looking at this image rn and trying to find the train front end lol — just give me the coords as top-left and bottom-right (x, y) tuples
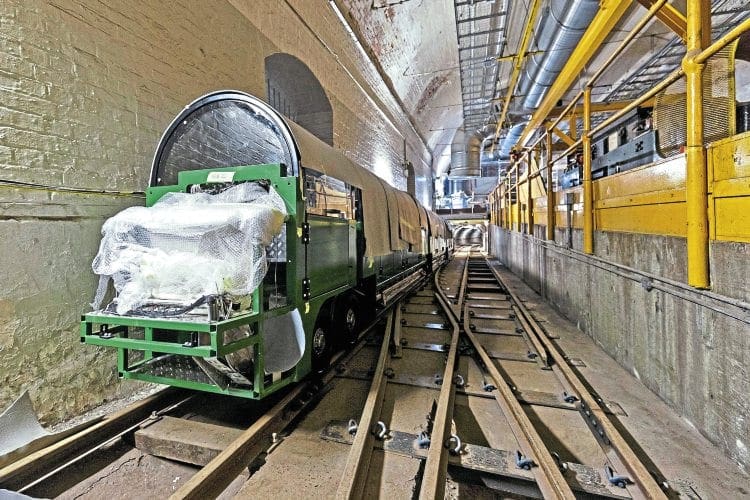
(81, 92), (309, 399)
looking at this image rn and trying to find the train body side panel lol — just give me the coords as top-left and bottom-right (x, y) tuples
(306, 216), (357, 297)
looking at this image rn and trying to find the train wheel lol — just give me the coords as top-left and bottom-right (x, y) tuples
(311, 320), (331, 371)
(336, 295), (361, 345)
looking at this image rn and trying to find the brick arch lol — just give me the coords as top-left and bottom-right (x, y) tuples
(265, 53), (333, 146)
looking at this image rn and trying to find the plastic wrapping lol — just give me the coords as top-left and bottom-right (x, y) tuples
(92, 182), (287, 315)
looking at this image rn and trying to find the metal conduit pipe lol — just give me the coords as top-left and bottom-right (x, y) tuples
(518, 0), (600, 110)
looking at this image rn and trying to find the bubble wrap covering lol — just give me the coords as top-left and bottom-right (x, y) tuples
(92, 182), (287, 315)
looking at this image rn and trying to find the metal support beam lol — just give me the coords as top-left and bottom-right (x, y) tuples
(635, 0), (687, 41)
(505, 177), (513, 231)
(458, 27), (504, 38)
(491, 0), (543, 151)
(527, 150), (535, 236)
(517, 0), (632, 148)
(551, 126), (575, 147)
(582, 87), (594, 255)
(515, 176), (521, 232)
(683, 0), (711, 288)
(457, 11), (507, 24)
(459, 42), (503, 52)
(568, 114), (577, 141)
(545, 131), (555, 241)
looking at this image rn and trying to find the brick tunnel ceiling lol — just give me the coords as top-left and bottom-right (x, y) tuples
(338, 0), (750, 178)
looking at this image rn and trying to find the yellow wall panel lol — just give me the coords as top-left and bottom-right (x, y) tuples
(714, 197), (750, 242)
(555, 206), (583, 229)
(597, 203), (686, 236)
(709, 130), (750, 183)
(594, 155), (686, 199)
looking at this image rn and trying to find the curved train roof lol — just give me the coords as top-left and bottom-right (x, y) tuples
(149, 90), (447, 257)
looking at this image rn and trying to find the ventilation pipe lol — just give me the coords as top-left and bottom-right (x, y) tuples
(518, 0), (599, 110)
(493, 0), (598, 175)
(497, 123), (527, 160)
(450, 125), (483, 177)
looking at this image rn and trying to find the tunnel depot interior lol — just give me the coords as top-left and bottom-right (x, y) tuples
(0, 1), (748, 498)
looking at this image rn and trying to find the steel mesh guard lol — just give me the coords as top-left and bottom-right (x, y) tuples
(653, 43), (737, 157)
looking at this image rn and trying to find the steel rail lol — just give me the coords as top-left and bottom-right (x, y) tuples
(418, 259), (465, 500)
(486, 260), (669, 499)
(334, 308), (396, 499)
(0, 387), (188, 492)
(511, 303), (549, 368)
(451, 252), (469, 317)
(171, 301), (405, 500)
(461, 261), (575, 500)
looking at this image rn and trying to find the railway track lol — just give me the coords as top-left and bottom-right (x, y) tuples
(0, 284), (414, 499)
(0, 252), (676, 499)
(324, 251), (671, 499)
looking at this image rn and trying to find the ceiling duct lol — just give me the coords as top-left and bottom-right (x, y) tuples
(450, 124), (486, 177)
(517, 0), (599, 110)
(496, 122), (526, 160)
(491, 0), (597, 176)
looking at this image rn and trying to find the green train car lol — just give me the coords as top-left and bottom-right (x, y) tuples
(81, 90), (452, 399)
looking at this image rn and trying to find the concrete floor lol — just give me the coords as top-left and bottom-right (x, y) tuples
(490, 260), (750, 499)
(232, 260), (750, 499)
(37, 259), (750, 499)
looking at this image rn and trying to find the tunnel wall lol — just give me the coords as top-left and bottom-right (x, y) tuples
(490, 225), (750, 470)
(0, 0), (434, 424)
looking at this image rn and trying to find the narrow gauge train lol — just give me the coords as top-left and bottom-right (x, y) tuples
(81, 90), (452, 399)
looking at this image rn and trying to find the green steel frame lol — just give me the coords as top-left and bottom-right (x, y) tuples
(81, 164), (308, 399)
(81, 161), (440, 399)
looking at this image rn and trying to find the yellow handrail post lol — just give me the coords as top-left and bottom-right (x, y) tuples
(582, 87), (594, 254)
(545, 130), (555, 241)
(515, 170), (522, 232)
(568, 114), (577, 141)
(528, 149), (535, 236)
(683, 0), (711, 288)
(507, 178), (511, 230)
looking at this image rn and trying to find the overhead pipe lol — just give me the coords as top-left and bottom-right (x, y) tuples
(492, 0), (597, 172)
(496, 123), (526, 160)
(519, 0), (600, 110)
(450, 123), (499, 178)
(450, 125), (482, 177)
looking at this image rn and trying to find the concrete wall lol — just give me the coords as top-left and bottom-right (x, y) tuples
(0, 0), (434, 424)
(490, 225), (750, 471)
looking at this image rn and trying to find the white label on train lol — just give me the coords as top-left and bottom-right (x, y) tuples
(207, 171), (235, 183)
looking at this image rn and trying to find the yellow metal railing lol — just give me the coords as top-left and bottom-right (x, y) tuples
(489, 0), (750, 289)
